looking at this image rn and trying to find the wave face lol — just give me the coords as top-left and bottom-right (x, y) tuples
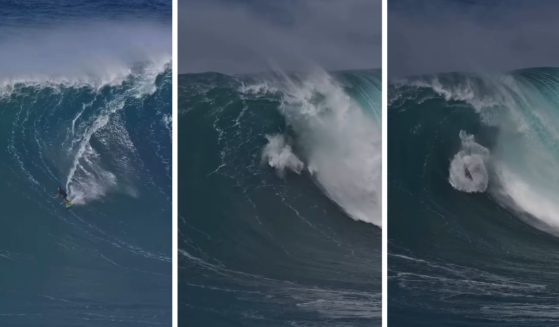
(389, 67), (559, 326)
(179, 69), (381, 326)
(0, 2), (171, 326)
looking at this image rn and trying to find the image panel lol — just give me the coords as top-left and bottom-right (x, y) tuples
(178, 0), (382, 325)
(0, 1), (172, 326)
(389, 0), (559, 326)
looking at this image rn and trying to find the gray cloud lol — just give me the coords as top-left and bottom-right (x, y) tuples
(389, 0), (559, 77)
(179, 0), (381, 74)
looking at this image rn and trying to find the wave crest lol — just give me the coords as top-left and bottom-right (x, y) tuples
(0, 20), (171, 90)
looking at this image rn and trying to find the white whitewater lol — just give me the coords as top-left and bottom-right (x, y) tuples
(256, 69), (382, 226)
(262, 134), (304, 177)
(449, 131), (490, 193)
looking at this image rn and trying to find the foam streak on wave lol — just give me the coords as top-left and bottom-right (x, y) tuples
(65, 61), (169, 204)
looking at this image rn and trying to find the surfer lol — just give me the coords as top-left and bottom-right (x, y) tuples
(56, 186), (73, 207)
(57, 186), (68, 201)
(464, 167), (473, 180)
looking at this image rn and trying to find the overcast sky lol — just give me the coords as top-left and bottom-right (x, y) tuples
(389, 0), (559, 77)
(179, 0), (381, 74)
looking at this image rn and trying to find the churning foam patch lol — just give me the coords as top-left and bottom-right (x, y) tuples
(449, 131), (490, 193)
(262, 134), (304, 177)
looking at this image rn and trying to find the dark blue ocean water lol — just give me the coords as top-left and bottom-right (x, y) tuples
(0, 0), (170, 27)
(389, 68), (559, 326)
(0, 1), (172, 326)
(179, 70), (382, 326)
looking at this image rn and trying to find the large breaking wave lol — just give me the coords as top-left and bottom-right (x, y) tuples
(179, 69), (381, 326)
(0, 19), (172, 326)
(389, 67), (559, 326)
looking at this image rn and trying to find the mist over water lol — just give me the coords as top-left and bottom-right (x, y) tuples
(179, 0), (381, 74)
(0, 21), (171, 87)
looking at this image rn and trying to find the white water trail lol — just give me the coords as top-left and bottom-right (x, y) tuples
(65, 61), (169, 205)
(65, 100), (124, 205)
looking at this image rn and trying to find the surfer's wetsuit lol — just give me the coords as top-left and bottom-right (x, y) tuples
(57, 186), (68, 201)
(465, 167), (473, 180)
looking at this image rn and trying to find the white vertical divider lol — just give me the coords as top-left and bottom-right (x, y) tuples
(381, 0), (388, 326)
(172, 0), (179, 325)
